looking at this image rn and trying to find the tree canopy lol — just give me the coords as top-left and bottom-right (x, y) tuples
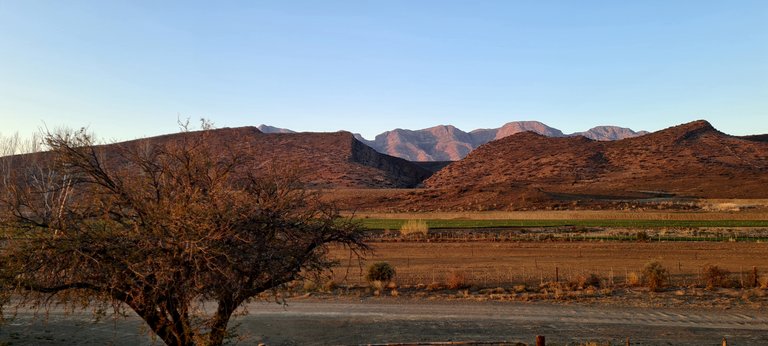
(0, 124), (367, 345)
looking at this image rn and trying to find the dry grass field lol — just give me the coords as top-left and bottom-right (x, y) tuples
(327, 241), (768, 291)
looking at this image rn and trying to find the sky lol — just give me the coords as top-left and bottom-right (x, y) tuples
(1, 0), (766, 141)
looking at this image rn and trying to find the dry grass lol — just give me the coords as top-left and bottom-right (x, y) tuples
(330, 242), (768, 290)
(399, 219), (428, 238)
(626, 272), (641, 287)
(446, 271), (470, 289)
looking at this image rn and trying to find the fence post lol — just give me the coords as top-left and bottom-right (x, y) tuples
(536, 335), (545, 346)
(753, 266), (759, 288)
(626, 336), (630, 346)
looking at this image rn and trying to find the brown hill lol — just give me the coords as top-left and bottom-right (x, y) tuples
(4, 127), (433, 189)
(424, 120), (768, 201)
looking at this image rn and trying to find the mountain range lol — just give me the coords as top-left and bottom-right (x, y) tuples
(6, 120), (767, 211)
(415, 120), (768, 210)
(258, 122), (648, 161)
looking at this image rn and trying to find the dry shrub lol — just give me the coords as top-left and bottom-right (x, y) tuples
(513, 284), (527, 293)
(399, 219), (429, 239)
(626, 272), (641, 286)
(322, 279), (337, 292)
(702, 265), (734, 289)
(760, 275), (768, 289)
(446, 271), (470, 289)
(302, 280), (317, 292)
(370, 280), (384, 296)
(642, 261), (669, 291)
(366, 262), (396, 283)
(575, 274), (602, 289)
(426, 281), (442, 291)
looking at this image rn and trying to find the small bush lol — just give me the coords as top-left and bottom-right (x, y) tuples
(426, 281), (442, 291)
(626, 272), (641, 286)
(302, 280), (317, 292)
(446, 271), (469, 289)
(702, 265), (733, 289)
(642, 261), (669, 291)
(400, 220), (428, 238)
(370, 280), (384, 295)
(576, 273), (602, 289)
(636, 231), (649, 242)
(760, 275), (768, 289)
(322, 279), (337, 292)
(366, 262), (396, 283)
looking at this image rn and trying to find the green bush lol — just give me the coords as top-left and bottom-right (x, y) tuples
(366, 262), (396, 283)
(642, 261), (669, 292)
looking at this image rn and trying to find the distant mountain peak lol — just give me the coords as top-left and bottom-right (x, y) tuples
(258, 121), (649, 161)
(257, 124), (295, 134)
(572, 125), (647, 141)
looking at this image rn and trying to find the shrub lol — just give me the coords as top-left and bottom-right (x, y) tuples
(399, 220), (428, 238)
(446, 271), (469, 289)
(636, 231), (649, 242)
(366, 262), (396, 283)
(642, 261), (669, 291)
(302, 280), (317, 292)
(626, 272), (641, 286)
(576, 273), (602, 289)
(370, 280), (385, 296)
(760, 275), (768, 289)
(702, 265), (733, 289)
(322, 279), (337, 292)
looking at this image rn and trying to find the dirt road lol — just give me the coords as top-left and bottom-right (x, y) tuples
(2, 299), (767, 345)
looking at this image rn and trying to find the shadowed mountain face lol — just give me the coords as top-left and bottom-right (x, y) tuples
(5, 127), (433, 189)
(424, 120), (768, 199)
(260, 121), (647, 161)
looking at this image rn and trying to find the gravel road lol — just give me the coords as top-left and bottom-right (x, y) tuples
(2, 299), (767, 345)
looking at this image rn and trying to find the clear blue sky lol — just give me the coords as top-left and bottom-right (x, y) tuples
(1, 1), (766, 141)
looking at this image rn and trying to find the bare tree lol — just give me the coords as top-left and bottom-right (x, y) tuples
(0, 123), (367, 345)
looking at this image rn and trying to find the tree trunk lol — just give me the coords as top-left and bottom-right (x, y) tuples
(124, 297), (195, 346)
(207, 299), (237, 346)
